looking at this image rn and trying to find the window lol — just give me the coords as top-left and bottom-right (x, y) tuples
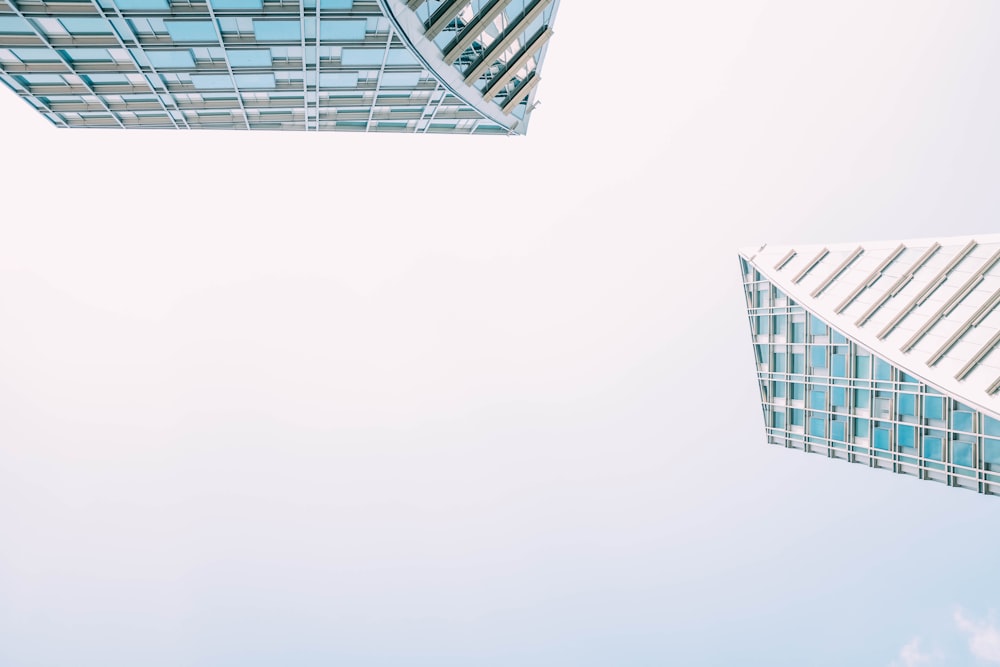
(854, 418), (870, 437)
(790, 409), (804, 426)
(924, 436), (943, 461)
(874, 427), (891, 450)
(773, 382), (786, 399)
(190, 74), (233, 89)
(321, 0), (353, 8)
(985, 438), (1000, 465)
(166, 20), (218, 42)
(61, 48), (113, 62)
(0, 16), (34, 34)
(953, 440), (974, 468)
(381, 72), (421, 87)
(228, 49), (271, 67)
(831, 330), (847, 344)
(116, 0), (170, 9)
(773, 411), (786, 429)
(210, 0), (263, 8)
(790, 353), (804, 374)
(897, 393), (916, 417)
(755, 315), (769, 335)
(809, 314), (827, 336)
(855, 355), (870, 378)
(321, 19), (366, 40)
(772, 352), (786, 373)
(234, 73), (275, 88)
(831, 386), (846, 407)
(146, 50), (195, 68)
(897, 424), (915, 449)
(924, 395), (944, 420)
(790, 321), (805, 343)
(772, 315), (786, 335)
(809, 418), (826, 437)
(831, 420), (847, 442)
(320, 72), (359, 88)
(810, 346), (826, 369)
(952, 409), (974, 433)
(60, 18), (113, 34)
(875, 358), (892, 381)
(790, 383), (804, 400)
(12, 48), (61, 62)
(341, 48), (384, 66)
(809, 390), (826, 411)
(253, 20), (301, 41)
(831, 354), (847, 377)
(854, 389), (870, 409)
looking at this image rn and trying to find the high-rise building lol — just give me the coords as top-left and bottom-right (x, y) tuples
(0, 0), (559, 133)
(740, 235), (1000, 497)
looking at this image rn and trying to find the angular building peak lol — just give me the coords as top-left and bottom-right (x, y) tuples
(0, 0), (560, 133)
(741, 234), (1000, 497)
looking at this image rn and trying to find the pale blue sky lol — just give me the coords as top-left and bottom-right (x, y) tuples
(1, 2), (1000, 665)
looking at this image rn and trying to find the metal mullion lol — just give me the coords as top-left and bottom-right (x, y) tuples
(2, 0), (126, 127)
(299, 0), (308, 130)
(313, 0), (320, 130)
(201, 0), (251, 129)
(419, 84), (446, 132)
(364, 26), (393, 131)
(90, 0), (187, 128)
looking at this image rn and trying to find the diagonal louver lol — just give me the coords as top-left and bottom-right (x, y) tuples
(0, 0), (559, 133)
(740, 235), (1000, 497)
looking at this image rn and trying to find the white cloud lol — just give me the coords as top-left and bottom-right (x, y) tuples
(891, 638), (934, 667)
(955, 610), (1000, 663)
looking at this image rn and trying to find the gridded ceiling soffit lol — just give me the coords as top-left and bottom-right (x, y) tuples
(378, 0), (559, 134)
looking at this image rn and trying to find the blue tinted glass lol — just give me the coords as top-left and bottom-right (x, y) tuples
(809, 390), (826, 411)
(855, 355), (870, 377)
(61, 48), (112, 62)
(320, 72), (359, 88)
(773, 382), (786, 398)
(773, 316), (786, 335)
(831, 354), (847, 377)
(341, 48), (385, 66)
(952, 411), (974, 432)
(773, 411), (785, 429)
(772, 352), (786, 373)
(985, 416), (1000, 437)
(790, 409), (804, 426)
(228, 49), (271, 67)
(166, 20), (218, 42)
(897, 424), (915, 448)
(831, 330), (847, 344)
(874, 427), (891, 450)
(809, 418), (826, 437)
(854, 418), (870, 436)
(790, 383), (804, 400)
(116, 0), (169, 8)
(234, 73), (275, 88)
(897, 393), (916, 416)
(953, 441), (974, 467)
(84, 73), (129, 84)
(253, 20), (300, 40)
(985, 438), (1000, 464)
(854, 389), (870, 409)
(810, 346), (826, 369)
(19, 74), (65, 85)
(321, 19), (366, 40)
(754, 344), (765, 364)
(924, 395), (944, 420)
(386, 49), (418, 65)
(146, 49), (195, 68)
(381, 72), (421, 87)
(791, 354), (804, 374)
(320, 0), (352, 7)
(874, 358), (892, 381)
(790, 322), (805, 343)
(831, 386), (846, 407)
(924, 437), (943, 461)
(831, 420), (846, 442)
(210, 0), (262, 8)
(12, 48), (61, 62)
(190, 74), (233, 89)
(809, 315), (827, 336)
(60, 18), (113, 34)
(0, 16), (34, 33)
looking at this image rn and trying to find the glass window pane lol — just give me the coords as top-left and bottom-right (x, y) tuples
(234, 73), (275, 88)
(116, 0), (170, 8)
(772, 352), (786, 373)
(320, 19), (366, 40)
(924, 395), (944, 420)
(831, 354), (847, 377)
(897, 393), (916, 417)
(381, 72), (421, 87)
(952, 410), (974, 433)
(773, 382), (786, 399)
(790, 383), (804, 400)
(809, 390), (826, 411)
(791, 353), (804, 374)
(831, 386), (846, 407)
(810, 346), (826, 369)
(772, 315), (786, 335)
(953, 441), (974, 468)
(790, 409), (804, 426)
(60, 18), (113, 34)
(320, 0), (353, 7)
(854, 389), (870, 409)
(320, 72), (359, 88)
(874, 427), (891, 450)
(166, 20), (219, 42)
(831, 330), (847, 344)
(855, 355), (870, 378)
(875, 358), (892, 381)
(854, 418), (870, 437)
(924, 436), (943, 461)
(985, 438), (1000, 465)
(0, 16), (35, 34)
(809, 314), (827, 336)
(809, 417), (826, 437)
(254, 20), (301, 41)
(831, 420), (847, 442)
(790, 322), (805, 343)
(210, 0), (263, 8)
(773, 411), (785, 429)
(190, 73), (233, 89)
(146, 49), (196, 68)
(228, 49), (271, 67)
(12, 48), (61, 62)
(985, 416), (1000, 437)
(897, 424), (915, 449)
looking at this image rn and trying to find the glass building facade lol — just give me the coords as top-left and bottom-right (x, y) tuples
(0, 0), (559, 133)
(741, 236), (1000, 497)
